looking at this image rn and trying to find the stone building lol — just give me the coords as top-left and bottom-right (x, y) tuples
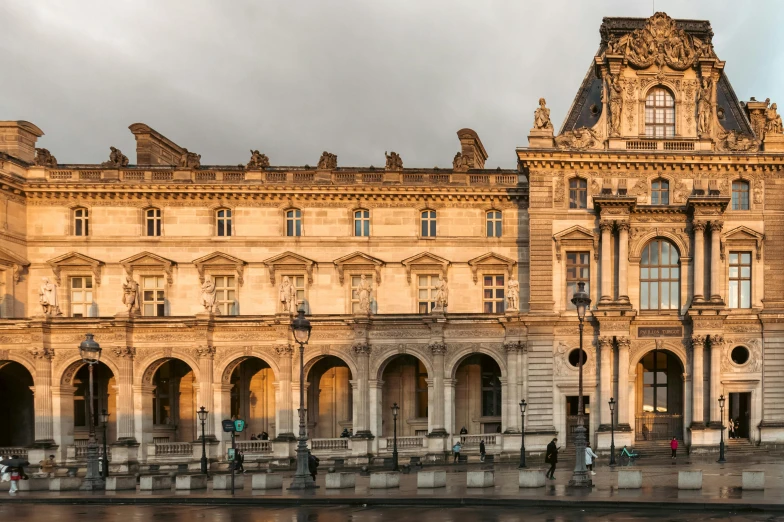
(0, 12), (782, 471)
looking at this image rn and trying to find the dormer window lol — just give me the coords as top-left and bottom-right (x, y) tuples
(645, 87), (675, 138)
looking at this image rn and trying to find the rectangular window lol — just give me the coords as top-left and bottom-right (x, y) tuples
(214, 275), (237, 315)
(146, 208), (162, 237)
(486, 211), (502, 238)
(286, 210), (302, 237)
(421, 210), (436, 237)
(732, 182), (750, 210)
(286, 275), (306, 308)
(417, 275), (438, 313)
(354, 210), (370, 237)
(566, 252), (590, 310)
(482, 274), (505, 313)
(74, 208), (89, 236)
(728, 252), (752, 309)
(70, 276), (93, 318)
(350, 275), (373, 313)
(216, 209), (232, 237)
(142, 275), (166, 317)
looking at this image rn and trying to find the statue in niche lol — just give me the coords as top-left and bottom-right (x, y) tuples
(606, 73), (623, 137)
(507, 277), (520, 311)
(384, 151), (403, 170)
(179, 148), (202, 168)
(247, 150), (270, 169)
(317, 151), (337, 170)
(34, 148), (57, 168)
(433, 275), (448, 312)
(102, 146), (129, 168)
(356, 274), (373, 314)
(122, 276), (140, 314)
(279, 276), (298, 313)
(697, 78), (713, 137)
(765, 103), (783, 135)
(200, 277), (219, 314)
(533, 98), (553, 130)
(39, 277), (62, 316)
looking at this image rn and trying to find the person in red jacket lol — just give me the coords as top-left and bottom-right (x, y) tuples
(670, 437), (678, 460)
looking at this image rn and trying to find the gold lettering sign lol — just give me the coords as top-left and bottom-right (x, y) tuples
(637, 326), (683, 338)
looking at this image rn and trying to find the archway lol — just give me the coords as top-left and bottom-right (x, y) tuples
(72, 362), (116, 443)
(380, 355), (428, 437)
(635, 349), (684, 441)
(307, 356), (353, 438)
(454, 354), (502, 434)
(150, 359), (197, 443)
(0, 362), (34, 447)
(229, 357), (276, 440)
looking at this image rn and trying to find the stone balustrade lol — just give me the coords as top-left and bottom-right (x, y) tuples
(311, 438), (349, 451)
(235, 441), (272, 454)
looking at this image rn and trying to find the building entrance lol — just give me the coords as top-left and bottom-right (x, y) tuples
(729, 392), (752, 440)
(635, 349), (684, 441)
(565, 396), (590, 445)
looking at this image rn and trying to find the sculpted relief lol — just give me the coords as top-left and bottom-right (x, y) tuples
(555, 127), (601, 151)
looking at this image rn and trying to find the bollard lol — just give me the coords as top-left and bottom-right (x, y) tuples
(467, 470), (494, 488)
(417, 470), (447, 488)
(18, 478), (49, 491)
(49, 477), (82, 491)
(325, 472), (356, 489)
(140, 475), (172, 491)
(252, 473), (283, 490)
(617, 470), (642, 489)
(677, 470), (702, 490)
(518, 469), (546, 488)
(213, 474), (244, 490)
(369, 471), (400, 489)
(175, 474), (208, 490)
(742, 471), (764, 491)
(105, 476), (137, 491)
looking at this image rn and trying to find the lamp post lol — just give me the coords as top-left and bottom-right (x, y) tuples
(78, 333), (105, 490)
(569, 281), (592, 488)
(289, 308), (316, 489)
(391, 402), (400, 471)
(718, 394), (726, 463)
(100, 410), (110, 479)
(518, 399), (527, 468)
(608, 398), (616, 467)
(198, 406), (209, 474)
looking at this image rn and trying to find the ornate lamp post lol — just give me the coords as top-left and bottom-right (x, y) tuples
(608, 398), (617, 466)
(519, 399), (527, 468)
(289, 308), (316, 489)
(78, 333), (105, 490)
(198, 406), (209, 474)
(569, 282), (592, 488)
(718, 394), (726, 463)
(391, 402), (400, 471)
(100, 410), (110, 479)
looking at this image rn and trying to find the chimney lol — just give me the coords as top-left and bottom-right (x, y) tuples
(129, 123), (187, 166)
(0, 121), (44, 163)
(456, 128), (488, 169)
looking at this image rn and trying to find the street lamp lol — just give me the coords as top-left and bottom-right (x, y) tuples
(391, 402), (400, 471)
(608, 398), (616, 466)
(519, 399), (527, 468)
(100, 410), (110, 479)
(569, 281), (592, 488)
(198, 406), (209, 474)
(78, 333), (104, 490)
(718, 394), (726, 463)
(289, 307), (316, 489)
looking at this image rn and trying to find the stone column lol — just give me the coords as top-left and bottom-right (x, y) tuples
(710, 335), (724, 425)
(598, 336), (614, 428)
(617, 222), (630, 303)
(274, 344), (295, 439)
(51, 385), (76, 462)
(133, 384), (155, 462)
(599, 220), (614, 303)
(30, 347), (55, 446)
(368, 379), (382, 450)
(113, 347), (136, 442)
(616, 337), (631, 429)
(503, 341), (523, 433)
(710, 221), (723, 302)
(444, 378), (456, 437)
(351, 343), (372, 439)
(195, 345), (216, 439)
(691, 335), (706, 427)
(692, 221), (707, 302)
(429, 342), (448, 436)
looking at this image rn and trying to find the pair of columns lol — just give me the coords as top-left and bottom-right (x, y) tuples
(693, 220), (723, 303)
(599, 220), (630, 304)
(690, 334), (724, 427)
(597, 336), (630, 429)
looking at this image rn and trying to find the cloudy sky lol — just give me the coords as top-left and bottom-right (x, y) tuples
(1, 0), (782, 168)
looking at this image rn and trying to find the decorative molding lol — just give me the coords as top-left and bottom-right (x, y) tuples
(119, 251), (176, 285)
(467, 252), (517, 284)
(552, 225), (597, 261)
(262, 251), (316, 286)
(429, 342), (447, 356)
(46, 251), (104, 286)
(192, 251), (246, 286)
(401, 252), (451, 284)
(333, 251), (385, 285)
(29, 347), (54, 360)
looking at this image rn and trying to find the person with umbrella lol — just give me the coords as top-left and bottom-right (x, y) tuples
(1, 456), (29, 495)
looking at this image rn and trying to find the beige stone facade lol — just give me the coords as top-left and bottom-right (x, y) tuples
(0, 12), (782, 471)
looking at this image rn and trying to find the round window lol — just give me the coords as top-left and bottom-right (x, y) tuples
(568, 349), (588, 368)
(731, 346), (750, 365)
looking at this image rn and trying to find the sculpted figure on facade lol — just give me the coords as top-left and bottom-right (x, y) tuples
(179, 148), (202, 168)
(200, 276), (219, 314)
(605, 73), (623, 137)
(533, 98), (553, 130)
(39, 277), (62, 316)
(433, 275), (448, 312)
(317, 151), (338, 170)
(122, 276), (140, 314)
(506, 276), (520, 311)
(765, 103), (783, 135)
(452, 151), (470, 172)
(279, 276), (298, 313)
(102, 146), (129, 168)
(554, 127), (600, 150)
(384, 151), (403, 170)
(34, 148), (57, 168)
(356, 274), (373, 314)
(717, 129), (760, 152)
(247, 150), (270, 169)
(697, 78), (713, 137)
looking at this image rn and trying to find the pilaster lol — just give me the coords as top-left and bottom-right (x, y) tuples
(30, 347), (55, 447)
(274, 343), (295, 440)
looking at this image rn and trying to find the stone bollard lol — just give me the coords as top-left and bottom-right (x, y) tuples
(325, 472), (356, 489)
(677, 470), (702, 490)
(467, 470), (494, 488)
(105, 476), (137, 491)
(369, 471), (400, 489)
(18, 478), (49, 491)
(213, 474), (244, 490)
(617, 470), (643, 489)
(742, 471), (765, 491)
(49, 477), (82, 491)
(518, 469), (546, 488)
(417, 470), (446, 488)
(176, 474), (208, 490)
(140, 475), (172, 491)
(252, 473), (283, 490)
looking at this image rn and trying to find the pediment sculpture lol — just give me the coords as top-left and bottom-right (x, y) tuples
(102, 146), (129, 168)
(554, 127), (601, 150)
(452, 151), (470, 171)
(716, 130), (760, 153)
(179, 148), (202, 168)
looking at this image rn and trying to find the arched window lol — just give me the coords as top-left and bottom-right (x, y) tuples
(354, 209), (369, 237)
(732, 181), (750, 210)
(216, 208), (232, 237)
(651, 179), (669, 205)
(145, 208), (162, 237)
(486, 210), (502, 237)
(74, 208), (89, 236)
(421, 210), (436, 237)
(645, 87), (675, 138)
(286, 209), (302, 237)
(569, 178), (587, 209)
(640, 239), (679, 311)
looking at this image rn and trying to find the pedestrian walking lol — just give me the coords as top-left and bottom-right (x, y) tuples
(452, 442), (463, 464)
(670, 437), (678, 460)
(585, 442), (598, 475)
(479, 440), (486, 462)
(728, 420), (735, 439)
(545, 437), (559, 480)
(308, 452), (320, 481)
(234, 450), (245, 473)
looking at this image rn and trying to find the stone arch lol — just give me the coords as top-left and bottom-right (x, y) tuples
(639, 82), (681, 104)
(137, 355), (200, 386)
(216, 350), (279, 385)
(372, 346), (434, 381)
(629, 340), (688, 377)
(58, 353), (120, 387)
(630, 231), (689, 260)
(0, 351), (35, 381)
(301, 349), (358, 383)
(445, 344), (508, 380)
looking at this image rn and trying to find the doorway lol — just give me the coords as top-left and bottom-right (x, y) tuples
(565, 396), (590, 445)
(728, 392), (751, 440)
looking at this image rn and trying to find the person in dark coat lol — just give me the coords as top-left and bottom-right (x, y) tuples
(545, 437), (559, 480)
(234, 450), (245, 473)
(308, 452), (320, 481)
(479, 440), (486, 462)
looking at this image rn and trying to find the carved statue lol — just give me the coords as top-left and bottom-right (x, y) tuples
(716, 130), (760, 152)
(433, 275), (448, 312)
(554, 127), (600, 150)
(38, 277), (62, 316)
(200, 277), (219, 314)
(279, 276), (298, 313)
(122, 276), (140, 314)
(765, 103), (783, 135)
(247, 150), (270, 169)
(317, 151), (337, 170)
(452, 151), (470, 172)
(697, 78), (713, 137)
(384, 151), (403, 170)
(102, 146), (129, 168)
(533, 98), (553, 130)
(34, 148), (57, 168)
(179, 148), (202, 168)
(507, 277), (520, 311)
(606, 73), (623, 137)
(356, 274), (372, 314)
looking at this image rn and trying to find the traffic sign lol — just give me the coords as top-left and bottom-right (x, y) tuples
(234, 419), (246, 433)
(222, 419), (235, 433)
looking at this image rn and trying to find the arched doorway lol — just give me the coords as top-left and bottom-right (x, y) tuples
(307, 356), (352, 438)
(0, 362), (34, 447)
(229, 358), (275, 439)
(73, 362), (116, 443)
(381, 355), (428, 437)
(151, 360), (196, 443)
(454, 354), (502, 434)
(635, 349), (684, 441)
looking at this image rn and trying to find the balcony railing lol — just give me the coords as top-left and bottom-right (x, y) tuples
(626, 140), (695, 151)
(311, 438), (349, 451)
(458, 434), (497, 446)
(235, 441), (272, 454)
(151, 442), (193, 456)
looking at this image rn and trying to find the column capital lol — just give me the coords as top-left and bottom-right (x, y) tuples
(429, 342), (447, 355)
(616, 221), (630, 232)
(709, 220), (724, 232)
(692, 220), (708, 232)
(503, 341), (527, 353)
(616, 336), (631, 350)
(352, 342), (372, 356)
(710, 335), (725, 348)
(29, 347), (54, 360)
(596, 336), (614, 349)
(690, 334), (707, 348)
(599, 220), (614, 232)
